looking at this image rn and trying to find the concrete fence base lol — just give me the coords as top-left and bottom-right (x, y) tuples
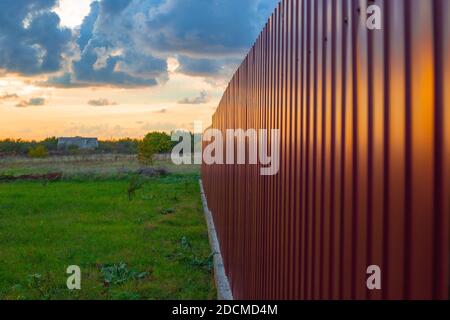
(199, 180), (233, 300)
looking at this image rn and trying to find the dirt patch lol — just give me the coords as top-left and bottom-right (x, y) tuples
(136, 167), (169, 177)
(0, 173), (63, 182)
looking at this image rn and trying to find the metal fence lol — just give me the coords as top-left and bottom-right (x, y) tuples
(201, 0), (449, 299)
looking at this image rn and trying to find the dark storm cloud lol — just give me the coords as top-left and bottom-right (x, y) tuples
(77, 1), (100, 52)
(0, 0), (278, 87)
(0, 0), (71, 75)
(67, 0), (277, 86)
(73, 42), (161, 87)
(69, 1), (167, 87)
(177, 56), (223, 77)
(143, 0), (276, 58)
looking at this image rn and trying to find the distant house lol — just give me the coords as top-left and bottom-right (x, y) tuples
(57, 137), (99, 151)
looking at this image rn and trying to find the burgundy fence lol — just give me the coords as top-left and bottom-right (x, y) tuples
(201, 0), (449, 299)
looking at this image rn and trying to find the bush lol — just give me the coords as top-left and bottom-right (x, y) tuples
(28, 145), (49, 158)
(138, 132), (172, 164)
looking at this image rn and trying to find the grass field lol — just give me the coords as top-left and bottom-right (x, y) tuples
(0, 154), (199, 176)
(0, 157), (215, 300)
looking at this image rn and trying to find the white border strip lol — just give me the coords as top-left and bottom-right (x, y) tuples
(199, 180), (233, 300)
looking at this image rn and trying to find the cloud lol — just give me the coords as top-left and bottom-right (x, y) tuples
(72, 45), (164, 87)
(141, 0), (276, 58)
(87, 99), (118, 106)
(176, 56), (223, 77)
(46, 0), (277, 87)
(16, 98), (46, 108)
(0, 0), (72, 75)
(69, 1), (167, 87)
(133, 0), (277, 78)
(178, 91), (210, 105)
(77, 1), (100, 53)
(101, 0), (133, 15)
(0, 93), (19, 101)
(0, 0), (278, 87)
(42, 72), (91, 88)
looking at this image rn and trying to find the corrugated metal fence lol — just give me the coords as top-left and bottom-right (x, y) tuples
(201, 0), (449, 299)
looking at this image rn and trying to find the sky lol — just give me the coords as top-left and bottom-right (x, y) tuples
(0, 0), (278, 140)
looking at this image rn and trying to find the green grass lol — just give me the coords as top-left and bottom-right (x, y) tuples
(0, 173), (215, 300)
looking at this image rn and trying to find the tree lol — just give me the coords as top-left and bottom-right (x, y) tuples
(0, 138), (34, 156)
(28, 145), (49, 158)
(138, 132), (172, 164)
(41, 137), (58, 152)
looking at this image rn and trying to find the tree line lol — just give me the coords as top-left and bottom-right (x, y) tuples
(0, 137), (140, 157)
(0, 132), (195, 163)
